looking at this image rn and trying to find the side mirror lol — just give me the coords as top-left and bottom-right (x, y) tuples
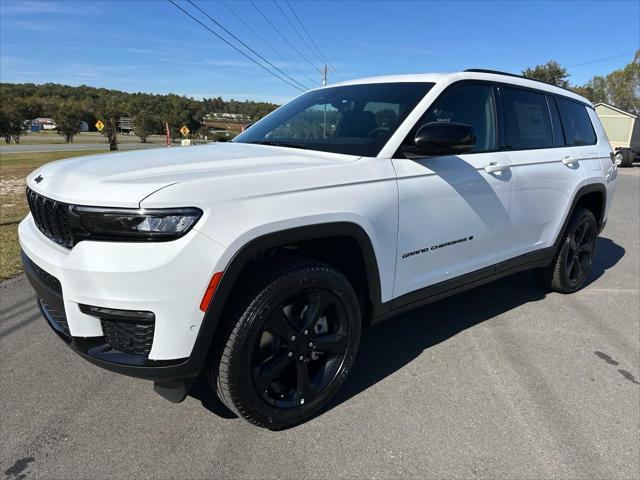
(412, 122), (476, 156)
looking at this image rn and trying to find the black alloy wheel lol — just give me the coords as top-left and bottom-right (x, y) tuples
(211, 260), (361, 429)
(542, 207), (598, 293)
(565, 218), (596, 286)
(252, 289), (349, 408)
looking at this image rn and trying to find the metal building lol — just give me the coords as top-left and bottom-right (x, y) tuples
(595, 103), (638, 150)
(595, 103), (639, 167)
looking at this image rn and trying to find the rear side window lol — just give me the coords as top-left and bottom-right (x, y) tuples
(502, 87), (554, 150)
(556, 98), (597, 146)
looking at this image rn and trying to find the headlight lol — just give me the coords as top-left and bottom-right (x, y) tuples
(71, 206), (202, 241)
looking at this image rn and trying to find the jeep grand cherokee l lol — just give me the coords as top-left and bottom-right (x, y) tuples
(20, 70), (617, 429)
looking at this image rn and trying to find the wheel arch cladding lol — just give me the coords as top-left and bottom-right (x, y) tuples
(574, 189), (605, 228)
(555, 183), (607, 250)
(198, 222), (384, 343)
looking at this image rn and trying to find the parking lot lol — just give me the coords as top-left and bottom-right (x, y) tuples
(1, 168), (638, 479)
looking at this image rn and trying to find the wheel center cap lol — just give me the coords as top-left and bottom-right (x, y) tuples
(292, 336), (313, 358)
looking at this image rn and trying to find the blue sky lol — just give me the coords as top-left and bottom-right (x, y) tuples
(1, 0), (638, 103)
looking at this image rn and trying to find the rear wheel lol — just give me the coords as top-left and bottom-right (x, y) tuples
(211, 259), (361, 429)
(541, 207), (598, 293)
(616, 149), (634, 168)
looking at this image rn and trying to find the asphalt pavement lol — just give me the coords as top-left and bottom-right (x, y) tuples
(1, 168), (638, 479)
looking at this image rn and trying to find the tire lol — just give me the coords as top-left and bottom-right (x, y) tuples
(540, 207), (598, 293)
(619, 149), (634, 168)
(210, 258), (361, 429)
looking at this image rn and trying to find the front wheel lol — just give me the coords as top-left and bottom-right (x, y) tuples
(541, 207), (598, 293)
(211, 259), (361, 429)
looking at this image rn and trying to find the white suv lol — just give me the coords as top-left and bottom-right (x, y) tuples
(20, 70), (617, 429)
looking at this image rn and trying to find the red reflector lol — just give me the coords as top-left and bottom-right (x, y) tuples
(200, 272), (223, 312)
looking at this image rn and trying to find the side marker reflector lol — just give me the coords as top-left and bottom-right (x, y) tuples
(200, 272), (223, 312)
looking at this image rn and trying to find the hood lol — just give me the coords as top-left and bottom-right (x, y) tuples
(26, 143), (358, 207)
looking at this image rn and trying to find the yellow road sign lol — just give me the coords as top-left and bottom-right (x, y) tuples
(95, 120), (105, 132)
(180, 125), (190, 136)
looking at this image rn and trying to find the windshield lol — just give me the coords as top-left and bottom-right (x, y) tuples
(233, 82), (434, 156)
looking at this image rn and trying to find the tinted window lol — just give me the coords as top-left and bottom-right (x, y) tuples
(556, 97), (597, 146)
(414, 84), (497, 153)
(234, 82), (434, 156)
(502, 88), (554, 149)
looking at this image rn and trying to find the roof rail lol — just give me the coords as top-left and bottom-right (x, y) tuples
(464, 68), (567, 90)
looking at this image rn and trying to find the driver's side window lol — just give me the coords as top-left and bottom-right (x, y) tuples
(412, 84), (497, 153)
(269, 103), (339, 140)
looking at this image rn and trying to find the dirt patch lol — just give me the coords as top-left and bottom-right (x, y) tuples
(1, 177), (26, 197)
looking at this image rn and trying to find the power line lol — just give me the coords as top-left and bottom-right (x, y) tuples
(167, 0), (306, 92)
(273, 1), (323, 67)
(219, 0), (316, 85)
(283, 0), (343, 81)
(566, 52), (636, 68)
(186, 0), (308, 90)
(250, 0), (320, 77)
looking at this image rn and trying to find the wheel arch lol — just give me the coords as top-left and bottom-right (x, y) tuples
(555, 183), (607, 250)
(197, 222), (385, 343)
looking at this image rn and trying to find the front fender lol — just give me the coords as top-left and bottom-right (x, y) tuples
(197, 220), (389, 342)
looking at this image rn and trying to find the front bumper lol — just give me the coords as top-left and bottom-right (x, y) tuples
(19, 214), (226, 381)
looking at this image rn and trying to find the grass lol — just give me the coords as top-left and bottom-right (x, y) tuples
(0, 150), (105, 281)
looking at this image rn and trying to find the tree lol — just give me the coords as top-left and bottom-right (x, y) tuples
(604, 51), (640, 114)
(133, 111), (159, 143)
(54, 102), (83, 143)
(94, 96), (129, 150)
(0, 104), (25, 144)
(571, 50), (639, 114)
(522, 60), (570, 88)
(572, 75), (607, 104)
(0, 82), (280, 146)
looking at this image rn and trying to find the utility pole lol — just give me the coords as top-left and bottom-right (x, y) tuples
(321, 65), (328, 138)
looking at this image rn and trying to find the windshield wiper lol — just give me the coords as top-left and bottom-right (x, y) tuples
(247, 140), (309, 150)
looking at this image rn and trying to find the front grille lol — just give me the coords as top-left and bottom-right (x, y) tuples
(26, 188), (74, 248)
(40, 299), (70, 337)
(101, 318), (155, 356)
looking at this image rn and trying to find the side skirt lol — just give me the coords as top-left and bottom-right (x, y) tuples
(370, 247), (555, 325)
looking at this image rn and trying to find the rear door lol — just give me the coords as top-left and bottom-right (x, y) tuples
(392, 83), (513, 299)
(497, 88), (588, 262)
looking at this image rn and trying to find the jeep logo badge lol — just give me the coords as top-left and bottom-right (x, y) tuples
(34, 175), (43, 184)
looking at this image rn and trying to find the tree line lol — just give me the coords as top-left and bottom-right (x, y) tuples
(0, 82), (279, 146)
(522, 50), (639, 114)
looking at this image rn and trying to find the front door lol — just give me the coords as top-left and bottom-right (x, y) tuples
(392, 83), (512, 300)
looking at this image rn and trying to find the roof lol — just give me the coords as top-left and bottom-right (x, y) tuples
(594, 103), (637, 118)
(326, 71), (592, 106)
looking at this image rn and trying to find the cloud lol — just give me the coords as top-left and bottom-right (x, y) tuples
(14, 20), (56, 33)
(124, 48), (161, 55)
(1, 0), (103, 16)
(204, 59), (254, 68)
(357, 41), (435, 56)
(1, 1), (65, 15)
(56, 63), (148, 84)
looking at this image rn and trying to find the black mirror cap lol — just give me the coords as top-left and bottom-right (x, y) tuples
(413, 122), (476, 156)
